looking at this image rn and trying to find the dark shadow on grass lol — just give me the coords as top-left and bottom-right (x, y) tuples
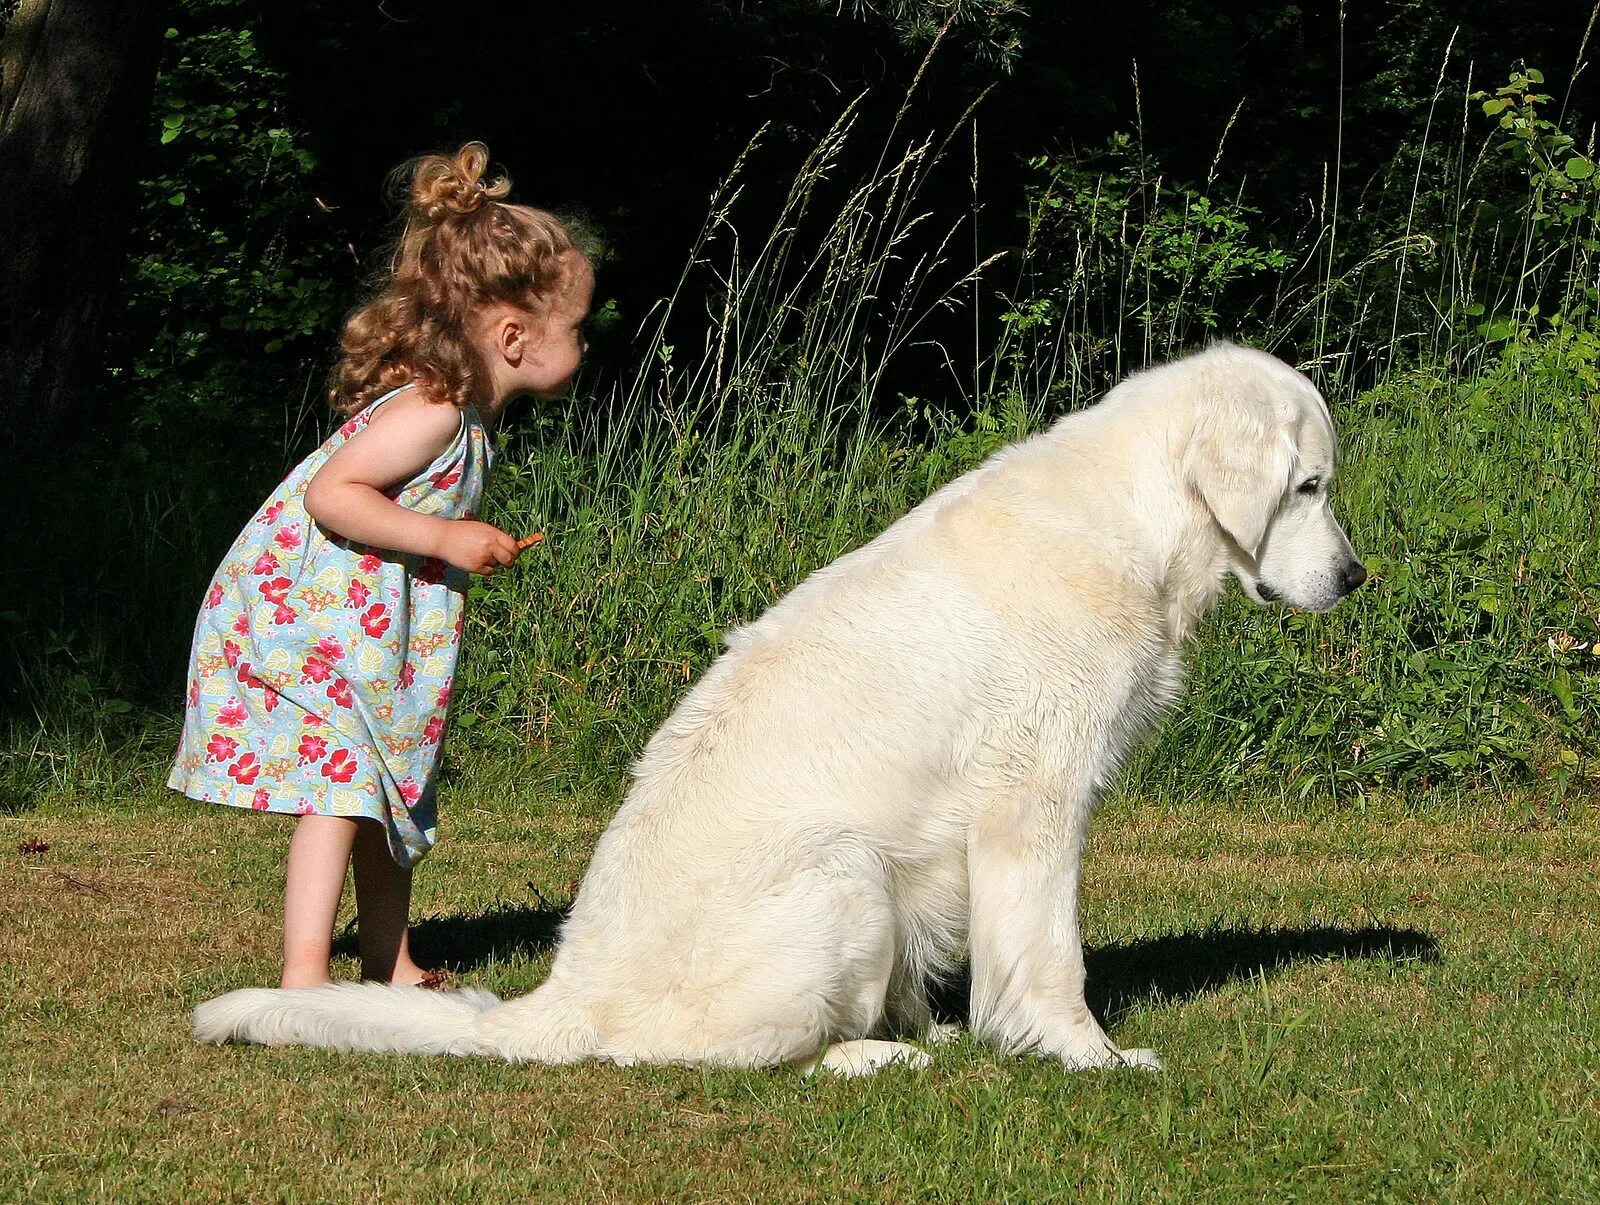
(929, 924), (1439, 1028)
(333, 898), (570, 973)
(336, 912), (1436, 1020)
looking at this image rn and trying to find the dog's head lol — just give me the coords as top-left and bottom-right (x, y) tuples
(1183, 348), (1365, 612)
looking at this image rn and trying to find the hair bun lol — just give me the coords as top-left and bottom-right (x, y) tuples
(403, 141), (512, 225)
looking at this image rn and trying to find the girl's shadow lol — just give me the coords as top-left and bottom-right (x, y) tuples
(334, 888), (570, 972)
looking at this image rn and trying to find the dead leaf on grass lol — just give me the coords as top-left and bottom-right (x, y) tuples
(154, 1096), (197, 1118)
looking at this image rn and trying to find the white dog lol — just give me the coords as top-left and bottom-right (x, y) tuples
(195, 343), (1365, 1075)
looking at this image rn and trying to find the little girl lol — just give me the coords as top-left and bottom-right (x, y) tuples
(169, 142), (592, 989)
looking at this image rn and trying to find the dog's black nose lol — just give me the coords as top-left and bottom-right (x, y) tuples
(1340, 560), (1368, 593)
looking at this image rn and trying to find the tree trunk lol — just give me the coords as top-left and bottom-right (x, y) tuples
(0, 0), (166, 472)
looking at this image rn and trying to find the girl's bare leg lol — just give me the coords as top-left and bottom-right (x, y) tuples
(281, 814), (359, 988)
(351, 820), (428, 985)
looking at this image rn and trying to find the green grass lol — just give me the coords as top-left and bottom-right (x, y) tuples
(4, 764), (1598, 1201)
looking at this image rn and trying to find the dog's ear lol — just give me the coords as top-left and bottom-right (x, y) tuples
(1184, 400), (1294, 555)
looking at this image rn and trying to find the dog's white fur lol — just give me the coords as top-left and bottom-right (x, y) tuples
(195, 344), (1364, 1072)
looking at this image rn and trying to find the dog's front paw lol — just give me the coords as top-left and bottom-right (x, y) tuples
(1055, 1040), (1161, 1072)
(1114, 1046), (1162, 1072)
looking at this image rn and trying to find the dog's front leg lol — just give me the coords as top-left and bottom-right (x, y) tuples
(965, 784), (1160, 1071)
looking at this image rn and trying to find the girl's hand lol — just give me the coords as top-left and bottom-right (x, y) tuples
(436, 520), (524, 575)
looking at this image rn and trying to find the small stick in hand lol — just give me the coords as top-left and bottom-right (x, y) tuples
(515, 532), (545, 553)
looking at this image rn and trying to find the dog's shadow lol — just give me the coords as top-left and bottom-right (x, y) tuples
(340, 907), (1436, 1028)
(930, 923), (1439, 1027)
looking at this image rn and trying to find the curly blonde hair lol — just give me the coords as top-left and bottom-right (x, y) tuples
(331, 142), (585, 414)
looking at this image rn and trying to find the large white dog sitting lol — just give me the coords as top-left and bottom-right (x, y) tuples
(196, 343), (1366, 1075)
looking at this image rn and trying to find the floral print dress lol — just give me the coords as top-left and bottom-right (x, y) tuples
(168, 384), (492, 866)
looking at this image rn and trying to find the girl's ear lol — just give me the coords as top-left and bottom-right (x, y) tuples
(495, 315), (529, 366)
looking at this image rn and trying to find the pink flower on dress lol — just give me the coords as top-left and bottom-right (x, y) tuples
(359, 554), (383, 574)
(346, 580), (372, 608)
(274, 525), (302, 551)
(250, 789), (272, 810)
(251, 551), (280, 576)
(231, 612), (250, 636)
(262, 687), (280, 714)
(259, 577), (292, 605)
(315, 636), (345, 662)
(327, 678), (353, 709)
(360, 604), (390, 638)
(435, 681), (452, 708)
(422, 715), (445, 745)
(398, 778), (422, 805)
(321, 749), (357, 784)
(272, 603), (297, 626)
(430, 466), (462, 490)
(216, 698), (248, 728)
(301, 713), (325, 728)
(297, 734), (328, 765)
(397, 663), (416, 689)
(258, 501), (285, 525)
(205, 583), (224, 609)
(340, 418), (360, 438)
(187, 680), (199, 708)
(300, 656), (333, 684)
(293, 799), (314, 815)
(228, 753), (261, 785)
(222, 640), (242, 668)
(205, 733), (239, 763)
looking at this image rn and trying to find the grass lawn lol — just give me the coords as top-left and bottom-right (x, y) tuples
(3, 768), (1597, 1202)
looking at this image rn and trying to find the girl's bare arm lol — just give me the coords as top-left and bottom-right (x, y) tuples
(304, 392), (520, 574)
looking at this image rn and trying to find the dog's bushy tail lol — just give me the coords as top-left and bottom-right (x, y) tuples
(194, 984), (508, 1057)
(194, 982), (603, 1062)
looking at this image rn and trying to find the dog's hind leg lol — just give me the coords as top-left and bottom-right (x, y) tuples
(882, 965), (934, 1037)
(881, 962), (961, 1047)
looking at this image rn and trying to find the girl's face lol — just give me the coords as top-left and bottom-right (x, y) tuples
(520, 253), (594, 401)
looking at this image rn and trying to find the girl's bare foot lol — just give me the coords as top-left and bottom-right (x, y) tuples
(383, 959), (438, 987)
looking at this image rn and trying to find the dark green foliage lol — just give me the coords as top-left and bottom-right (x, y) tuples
(114, 1), (347, 480)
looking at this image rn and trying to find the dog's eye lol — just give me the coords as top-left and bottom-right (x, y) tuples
(1296, 477), (1322, 496)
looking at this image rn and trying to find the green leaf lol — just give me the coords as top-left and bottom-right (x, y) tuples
(1564, 156), (1594, 180)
